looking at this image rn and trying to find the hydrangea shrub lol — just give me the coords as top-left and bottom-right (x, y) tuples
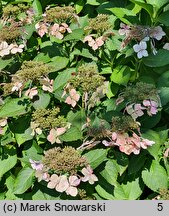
(0, 0), (169, 200)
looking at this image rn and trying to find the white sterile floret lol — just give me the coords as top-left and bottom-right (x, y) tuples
(133, 41), (148, 59)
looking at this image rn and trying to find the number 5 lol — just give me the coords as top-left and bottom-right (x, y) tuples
(157, 203), (163, 211)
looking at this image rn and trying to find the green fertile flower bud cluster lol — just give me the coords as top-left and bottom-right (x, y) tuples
(44, 6), (75, 23)
(121, 82), (158, 104)
(14, 61), (52, 82)
(2, 4), (29, 17)
(85, 14), (112, 34)
(0, 24), (21, 42)
(112, 116), (140, 132)
(3, 83), (14, 96)
(78, 189), (95, 200)
(70, 64), (105, 92)
(32, 108), (67, 129)
(42, 146), (88, 175)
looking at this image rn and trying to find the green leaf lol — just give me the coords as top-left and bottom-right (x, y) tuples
(143, 49), (169, 67)
(158, 10), (169, 26)
(110, 66), (131, 86)
(146, 0), (169, 10)
(129, 0), (153, 16)
(64, 29), (84, 41)
(0, 58), (12, 70)
(142, 160), (168, 192)
(53, 68), (73, 91)
(60, 127), (82, 142)
(95, 185), (115, 200)
(33, 92), (50, 109)
(0, 98), (29, 118)
(9, 116), (33, 146)
(14, 167), (34, 194)
(84, 149), (107, 169)
(128, 152), (147, 175)
(142, 130), (162, 160)
(48, 57), (69, 72)
(100, 160), (119, 186)
(70, 48), (98, 61)
(109, 7), (136, 17)
(87, 0), (100, 6)
(75, 0), (85, 13)
(0, 156), (17, 179)
(158, 70), (169, 87)
(67, 109), (86, 130)
(32, 0), (42, 15)
(159, 87), (169, 106)
(114, 177), (143, 200)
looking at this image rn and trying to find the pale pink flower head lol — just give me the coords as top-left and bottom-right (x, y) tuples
(0, 118), (7, 127)
(143, 99), (158, 115)
(65, 176), (81, 197)
(55, 175), (69, 193)
(140, 138), (155, 149)
(83, 35), (104, 50)
(126, 103), (145, 119)
(30, 122), (42, 136)
(42, 77), (53, 93)
(150, 26), (166, 41)
(47, 174), (61, 189)
(133, 41), (148, 59)
(10, 44), (24, 54)
(59, 23), (72, 33)
(35, 22), (48, 37)
(25, 87), (38, 99)
(47, 127), (66, 144)
(29, 159), (43, 170)
(81, 166), (98, 184)
(118, 23), (130, 36)
(11, 82), (23, 92)
(49, 23), (63, 39)
(65, 89), (80, 107)
(0, 41), (11, 57)
(35, 170), (50, 182)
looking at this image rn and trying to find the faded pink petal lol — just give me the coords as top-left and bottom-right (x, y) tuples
(47, 128), (57, 144)
(25, 87), (38, 99)
(66, 186), (78, 197)
(143, 100), (151, 107)
(29, 159), (43, 170)
(56, 175), (69, 193)
(164, 148), (169, 158)
(112, 132), (117, 141)
(47, 174), (60, 189)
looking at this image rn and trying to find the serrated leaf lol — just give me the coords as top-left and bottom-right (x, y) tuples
(60, 127), (82, 142)
(67, 109), (86, 130)
(48, 57), (69, 72)
(0, 98), (29, 118)
(32, 0), (42, 15)
(84, 149), (107, 169)
(0, 156), (17, 179)
(159, 87), (169, 106)
(64, 29), (84, 41)
(100, 160), (119, 186)
(95, 185), (115, 200)
(111, 66), (131, 86)
(143, 49), (169, 67)
(14, 167), (34, 194)
(33, 92), (50, 109)
(128, 152), (147, 175)
(142, 160), (168, 192)
(53, 68), (73, 91)
(114, 178), (143, 200)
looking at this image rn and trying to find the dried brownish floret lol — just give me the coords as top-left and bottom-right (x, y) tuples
(42, 146), (88, 175)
